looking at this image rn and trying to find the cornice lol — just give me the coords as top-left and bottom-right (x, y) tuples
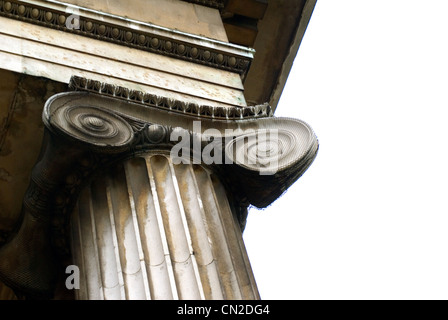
(0, 0), (254, 77)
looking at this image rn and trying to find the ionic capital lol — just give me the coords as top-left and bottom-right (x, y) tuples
(0, 76), (318, 298)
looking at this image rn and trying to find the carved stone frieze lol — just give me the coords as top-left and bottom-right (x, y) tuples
(0, 0), (252, 76)
(0, 78), (318, 299)
(68, 76), (273, 120)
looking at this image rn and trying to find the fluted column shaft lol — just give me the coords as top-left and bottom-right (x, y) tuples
(71, 154), (259, 300)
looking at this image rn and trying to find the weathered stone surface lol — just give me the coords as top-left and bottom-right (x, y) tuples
(71, 154), (260, 300)
(0, 14), (249, 107)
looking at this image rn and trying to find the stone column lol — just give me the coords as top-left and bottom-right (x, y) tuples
(71, 155), (258, 300)
(0, 77), (319, 299)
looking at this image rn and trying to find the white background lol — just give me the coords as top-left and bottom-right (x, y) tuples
(243, 0), (448, 300)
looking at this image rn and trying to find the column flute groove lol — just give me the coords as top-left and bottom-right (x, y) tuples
(173, 163), (225, 300)
(150, 155), (203, 300)
(193, 165), (243, 299)
(145, 158), (179, 300)
(168, 160), (207, 300)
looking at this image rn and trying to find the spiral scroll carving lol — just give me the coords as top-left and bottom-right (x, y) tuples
(50, 105), (134, 150)
(224, 120), (318, 175)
